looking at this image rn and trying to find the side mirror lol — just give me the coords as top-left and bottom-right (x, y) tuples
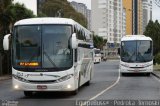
(3, 34), (11, 50)
(70, 33), (78, 49)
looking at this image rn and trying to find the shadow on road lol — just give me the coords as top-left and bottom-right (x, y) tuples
(121, 73), (150, 77)
(20, 84), (89, 99)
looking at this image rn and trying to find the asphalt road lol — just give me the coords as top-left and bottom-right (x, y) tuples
(0, 60), (160, 106)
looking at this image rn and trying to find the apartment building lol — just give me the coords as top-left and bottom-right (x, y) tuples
(91, 0), (123, 44)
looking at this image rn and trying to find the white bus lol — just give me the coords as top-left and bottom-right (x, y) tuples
(3, 18), (94, 96)
(94, 48), (101, 63)
(120, 35), (153, 76)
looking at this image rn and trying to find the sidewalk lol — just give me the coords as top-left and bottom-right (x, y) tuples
(0, 75), (11, 81)
(152, 68), (160, 79)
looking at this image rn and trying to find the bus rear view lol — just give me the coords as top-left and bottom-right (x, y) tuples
(120, 35), (153, 76)
(94, 48), (101, 63)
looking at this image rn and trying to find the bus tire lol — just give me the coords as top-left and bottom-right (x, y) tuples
(121, 73), (127, 76)
(71, 88), (78, 95)
(146, 73), (151, 76)
(24, 91), (33, 97)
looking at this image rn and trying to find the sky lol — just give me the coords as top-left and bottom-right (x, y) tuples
(13, 0), (160, 21)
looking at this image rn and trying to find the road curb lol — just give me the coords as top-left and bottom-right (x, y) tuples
(0, 75), (11, 81)
(152, 72), (160, 79)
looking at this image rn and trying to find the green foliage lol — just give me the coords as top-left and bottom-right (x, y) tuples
(0, 1), (35, 75)
(93, 35), (107, 50)
(155, 53), (160, 64)
(0, 2), (35, 36)
(144, 20), (160, 64)
(6, 3), (35, 25)
(0, 0), (12, 12)
(37, 11), (47, 17)
(40, 0), (87, 28)
(144, 20), (160, 55)
(0, 0), (13, 36)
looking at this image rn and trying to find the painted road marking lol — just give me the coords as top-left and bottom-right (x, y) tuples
(152, 74), (160, 82)
(81, 68), (121, 106)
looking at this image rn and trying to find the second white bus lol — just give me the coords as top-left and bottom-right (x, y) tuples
(120, 35), (153, 76)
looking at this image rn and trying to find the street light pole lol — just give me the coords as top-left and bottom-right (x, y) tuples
(56, 9), (62, 17)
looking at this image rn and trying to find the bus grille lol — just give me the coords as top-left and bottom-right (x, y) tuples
(28, 80), (57, 84)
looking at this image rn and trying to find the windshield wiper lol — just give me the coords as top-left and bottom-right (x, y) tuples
(23, 47), (40, 70)
(137, 52), (146, 62)
(43, 51), (58, 68)
(127, 52), (136, 62)
(42, 44), (58, 68)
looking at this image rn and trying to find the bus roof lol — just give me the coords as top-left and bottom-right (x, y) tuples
(14, 17), (92, 41)
(121, 35), (152, 41)
(14, 17), (91, 34)
(14, 17), (76, 26)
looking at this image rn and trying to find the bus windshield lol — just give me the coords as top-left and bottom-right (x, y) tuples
(13, 25), (73, 71)
(121, 40), (152, 63)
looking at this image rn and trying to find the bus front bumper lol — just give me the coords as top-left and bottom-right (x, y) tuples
(120, 68), (153, 73)
(12, 77), (76, 92)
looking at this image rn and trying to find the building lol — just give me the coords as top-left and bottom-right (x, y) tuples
(87, 10), (91, 30)
(37, 0), (46, 15)
(142, 0), (152, 32)
(91, 0), (124, 56)
(70, 1), (91, 30)
(123, 0), (144, 35)
(91, 0), (123, 44)
(70, 2), (87, 17)
(132, 0), (143, 35)
(123, 0), (133, 35)
(122, 8), (126, 36)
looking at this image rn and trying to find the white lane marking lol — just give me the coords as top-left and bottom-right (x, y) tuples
(152, 75), (160, 82)
(80, 68), (121, 106)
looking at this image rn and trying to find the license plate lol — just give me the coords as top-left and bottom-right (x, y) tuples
(134, 70), (139, 72)
(37, 85), (47, 89)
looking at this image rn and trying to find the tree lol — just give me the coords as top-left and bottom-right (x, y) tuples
(41, 0), (87, 28)
(144, 20), (160, 55)
(0, 1), (35, 75)
(0, 2), (35, 36)
(0, 0), (13, 36)
(93, 35), (107, 50)
(6, 3), (35, 28)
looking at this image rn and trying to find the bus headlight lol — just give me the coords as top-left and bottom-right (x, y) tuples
(67, 84), (71, 89)
(12, 74), (29, 83)
(56, 74), (73, 83)
(14, 85), (19, 89)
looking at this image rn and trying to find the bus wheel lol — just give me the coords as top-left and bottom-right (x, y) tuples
(24, 91), (33, 97)
(85, 80), (90, 86)
(71, 88), (78, 95)
(146, 73), (151, 76)
(121, 73), (127, 76)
